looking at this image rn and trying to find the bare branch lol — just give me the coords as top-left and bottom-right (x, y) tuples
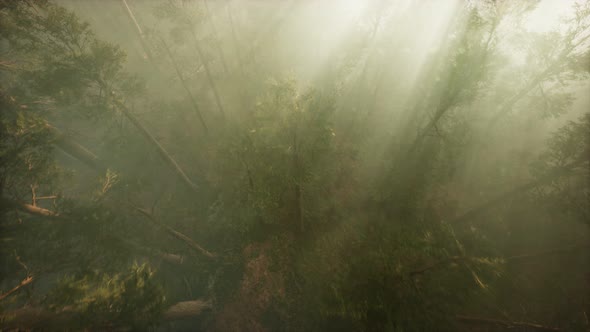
(0, 276), (34, 302)
(132, 206), (217, 259)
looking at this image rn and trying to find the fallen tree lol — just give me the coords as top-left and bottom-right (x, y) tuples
(0, 299), (212, 330)
(47, 124), (108, 173)
(1, 197), (59, 218)
(1, 195), (216, 260)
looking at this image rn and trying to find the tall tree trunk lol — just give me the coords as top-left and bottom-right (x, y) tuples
(226, 1), (244, 75)
(189, 28), (227, 118)
(160, 39), (210, 132)
(292, 131), (304, 234)
(120, 0), (154, 61)
(203, 0), (229, 74)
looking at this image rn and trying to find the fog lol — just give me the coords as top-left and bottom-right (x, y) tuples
(1, 0), (589, 331)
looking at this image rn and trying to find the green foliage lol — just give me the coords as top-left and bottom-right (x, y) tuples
(210, 79), (339, 238)
(297, 218), (503, 331)
(0, 2), (144, 118)
(531, 113), (590, 224)
(44, 263), (165, 330)
(0, 93), (62, 199)
(534, 113), (590, 171)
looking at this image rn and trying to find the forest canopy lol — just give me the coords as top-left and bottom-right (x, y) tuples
(0, 0), (589, 331)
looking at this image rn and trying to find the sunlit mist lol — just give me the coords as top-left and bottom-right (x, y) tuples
(1, 0), (589, 331)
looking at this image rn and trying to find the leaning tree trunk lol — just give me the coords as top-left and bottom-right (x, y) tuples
(111, 98), (200, 194)
(47, 124), (108, 173)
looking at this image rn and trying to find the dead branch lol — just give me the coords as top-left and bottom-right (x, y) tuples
(34, 195), (58, 200)
(456, 314), (562, 331)
(0, 276), (34, 301)
(4, 195), (211, 262)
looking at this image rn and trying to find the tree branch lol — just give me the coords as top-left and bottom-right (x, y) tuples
(451, 158), (587, 225)
(132, 206), (217, 259)
(505, 243), (590, 263)
(410, 243), (590, 278)
(456, 315), (562, 331)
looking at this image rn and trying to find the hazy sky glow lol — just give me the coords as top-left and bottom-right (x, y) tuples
(526, 0), (575, 32)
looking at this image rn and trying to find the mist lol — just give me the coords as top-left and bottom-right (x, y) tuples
(1, 0), (589, 331)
